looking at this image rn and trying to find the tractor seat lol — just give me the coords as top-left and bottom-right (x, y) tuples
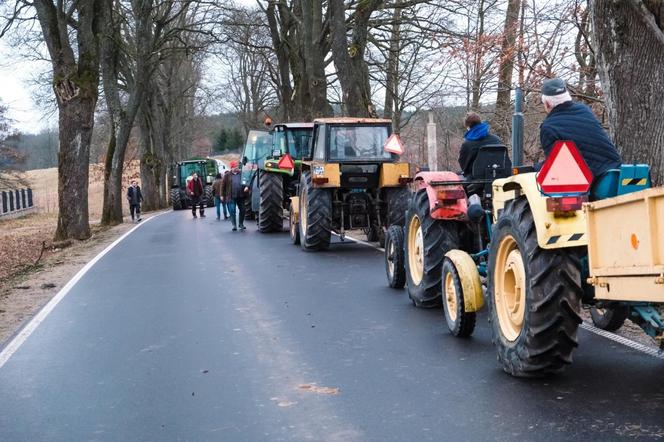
(589, 169), (619, 201)
(467, 144), (512, 197)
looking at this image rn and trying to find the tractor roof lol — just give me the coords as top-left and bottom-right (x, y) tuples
(313, 117), (391, 125)
(273, 122), (314, 129)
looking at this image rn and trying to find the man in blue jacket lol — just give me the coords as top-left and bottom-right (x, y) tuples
(539, 78), (621, 179)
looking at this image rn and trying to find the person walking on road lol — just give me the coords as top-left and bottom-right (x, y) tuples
(221, 160), (248, 231)
(127, 180), (143, 223)
(187, 171), (206, 218)
(212, 172), (229, 221)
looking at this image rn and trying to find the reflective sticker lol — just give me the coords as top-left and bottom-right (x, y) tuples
(313, 166), (324, 175)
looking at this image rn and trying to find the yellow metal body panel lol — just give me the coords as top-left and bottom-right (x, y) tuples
(492, 173), (588, 249)
(585, 187), (664, 302)
(379, 163), (410, 187)
(305, 161), (341, 188)
(445, 250), (484, 312)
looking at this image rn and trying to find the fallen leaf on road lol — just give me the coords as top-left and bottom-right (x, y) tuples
(270, 397), (297, 407)
(297, 384), (339, 395)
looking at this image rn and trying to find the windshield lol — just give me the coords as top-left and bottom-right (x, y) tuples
(287, 128), (313, 159)
(328, 125), (392, 161)
(243, 130), (272, 162)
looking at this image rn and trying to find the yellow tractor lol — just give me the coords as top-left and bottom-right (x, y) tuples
(288, 118), (411, 251)
(438, 91), (664, 377)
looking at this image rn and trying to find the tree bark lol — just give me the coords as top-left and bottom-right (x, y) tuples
(592, 0), (664, 184)
(33, 0), (104, 240)
(384, 5), (402, 123)
(492, 0), (521, 142)
(329, 0), (380, 117)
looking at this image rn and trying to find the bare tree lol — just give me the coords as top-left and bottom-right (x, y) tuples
(592, 0), (664, 184)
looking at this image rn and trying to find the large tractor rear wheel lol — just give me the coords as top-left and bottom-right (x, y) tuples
(487, 197), (582, 377)
(386, 187), (410, 227)
(385, 225), (406, 289)
(204, 185), (214, 208)
(258, 171), (284, 233)
(405, 189), (460, 308)
(299, 171), (332, 251)
(171, 188), (183, 210)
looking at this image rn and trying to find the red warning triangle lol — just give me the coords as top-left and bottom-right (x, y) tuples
(537, 141), (593, 194)
(384, 134), (404, 155)
(278, 153), (295, 169)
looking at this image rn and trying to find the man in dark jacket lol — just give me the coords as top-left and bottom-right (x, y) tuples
(458, 112), (504, 176)
(539, 78), (621, 179)
(220, 160), (248, 231)
(187, 172), (206, 218)
(127, 180), (143, 222)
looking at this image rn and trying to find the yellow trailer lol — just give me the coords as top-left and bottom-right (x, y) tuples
(585, 187), (664, 302)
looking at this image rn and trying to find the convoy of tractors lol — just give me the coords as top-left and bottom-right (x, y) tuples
(171, 95), (664, 378)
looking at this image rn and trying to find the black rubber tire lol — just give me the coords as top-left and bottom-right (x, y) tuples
(289, 209), (300, 245)
(590, 303), (629, 331)
(405, 189), (460, 308)
(441, 258), (476, 337)
(171, 188), (183, 210)
(299, 171), (332, 251)
(386, 187), (410, 227)
(365, 225), (379, 242)
(487, 197), (582, 378)
(385, 225), (406, 289)
(204, 185), (214, 207)
(244, 196), (255, 220)
(258, 171), (284, 233)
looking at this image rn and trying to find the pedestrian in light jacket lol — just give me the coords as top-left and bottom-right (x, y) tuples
(127, 180), (143, 222)
(212, 172), (229, 221)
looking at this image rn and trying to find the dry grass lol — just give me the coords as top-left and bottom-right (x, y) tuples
(0, 161), (141, 280)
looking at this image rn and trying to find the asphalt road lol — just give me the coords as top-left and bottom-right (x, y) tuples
(1, 211), (663, 441)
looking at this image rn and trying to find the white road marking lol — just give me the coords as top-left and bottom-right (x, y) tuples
(0, 211), (169, 368)
(343, 233), (664, 361)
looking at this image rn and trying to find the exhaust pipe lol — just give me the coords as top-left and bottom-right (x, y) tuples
(511, 87), (524, 167)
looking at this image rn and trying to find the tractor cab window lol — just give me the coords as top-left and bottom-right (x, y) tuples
(288, 128), (313, 160)
(328, 125), (392, 161)
(273, 130), (287, 157)
(313, 125), (326, 161)
(244, 130), (272, 163)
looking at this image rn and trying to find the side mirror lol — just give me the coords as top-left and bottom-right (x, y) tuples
(242, 156), (248, 165)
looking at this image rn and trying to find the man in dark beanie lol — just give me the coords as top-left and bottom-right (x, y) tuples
(458, 111), (504, 176)
(539, 78), (621, 178)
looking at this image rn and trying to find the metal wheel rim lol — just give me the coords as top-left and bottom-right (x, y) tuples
(407, 215), (424, 286)
(494, 235), (526, 342)
(386, 237), (395, 278)
(444, 271), (458, 322)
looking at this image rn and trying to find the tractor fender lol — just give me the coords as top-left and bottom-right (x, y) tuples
(413, 171), (468, 220)
(492, 172), (588, 249)
(289, 196), (299, 220)
(445, 249), (484, 312)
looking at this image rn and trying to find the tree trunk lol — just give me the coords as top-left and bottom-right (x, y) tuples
(492, 0), (521, 142)
(329, 0), (380, 117)
(384, 5), (402, 123)
(54, 94), (96, 240)
(592, 0), (664, 184)
(471, 0), (486, 110)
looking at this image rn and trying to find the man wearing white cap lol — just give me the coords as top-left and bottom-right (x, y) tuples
(540, 78), (621, 179)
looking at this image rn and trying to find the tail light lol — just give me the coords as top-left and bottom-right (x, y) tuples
(399, 176), (413, 184)
(436, 188), (465, 205)
(312, 177), (329, 185)
(546, 195), (587, 213)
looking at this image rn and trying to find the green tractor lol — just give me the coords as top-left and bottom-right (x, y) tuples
(170, 158), (219, 210)
(240, 123), (315, 231)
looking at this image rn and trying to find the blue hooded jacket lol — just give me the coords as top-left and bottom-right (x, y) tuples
(459, 122), (503, 176)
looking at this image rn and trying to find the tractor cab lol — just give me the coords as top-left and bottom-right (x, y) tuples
(240, 130), (272, 187)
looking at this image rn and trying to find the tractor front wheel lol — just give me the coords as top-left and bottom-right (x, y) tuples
(204, 185), (214, 208)
(487, 197), (582, 377)
(299, 171), (332, 251)
(170, 188), (183, 210)
(258, 171), (284, 233)
(590, 302), (629, 331)
(385, 225), (405, 289)
(442, 258), (476, 337)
